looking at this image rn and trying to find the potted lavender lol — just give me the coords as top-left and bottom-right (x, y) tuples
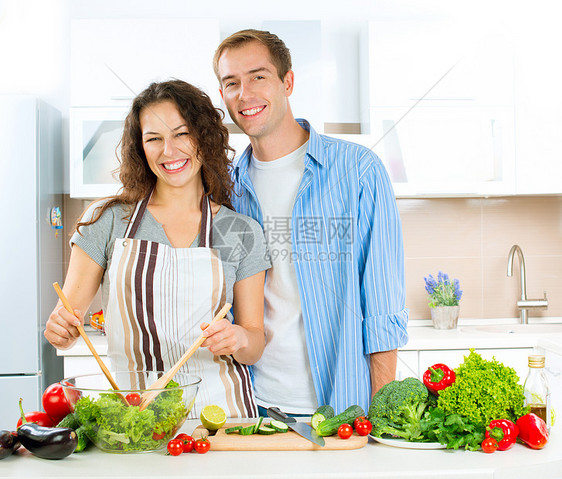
(424, 272), (463, 329)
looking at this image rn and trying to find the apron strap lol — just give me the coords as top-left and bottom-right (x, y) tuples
(199, 194), (213, 248)
(125, 193), (151, 239)
(125, 190), (213, 246)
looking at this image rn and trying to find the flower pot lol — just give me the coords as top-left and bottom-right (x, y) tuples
(430, 305), (460, 330)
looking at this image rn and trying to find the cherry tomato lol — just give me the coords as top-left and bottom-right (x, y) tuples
(337, 423), (353, 440)
(153, 431), (166, 441)
(353, 416), (373, 436)
(125, 393), (141, 407)
(194, 437), (211, 454)
(16, 411), (55, 429)
(482, 437), (499, 453)
(167, 438), (183, 456)
(42, 383), (72, 419)
(175, 433), (194, 453)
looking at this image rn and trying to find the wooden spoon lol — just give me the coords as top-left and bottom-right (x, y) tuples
(52, 282), (128, 404)
(138, 303), (231, 411)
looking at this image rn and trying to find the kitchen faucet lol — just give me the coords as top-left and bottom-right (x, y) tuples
(507, 245), (548, 324)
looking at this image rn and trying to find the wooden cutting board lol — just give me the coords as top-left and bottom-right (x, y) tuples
(192, 422), (369, 451)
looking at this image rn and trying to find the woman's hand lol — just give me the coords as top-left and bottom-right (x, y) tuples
(44, 305), (84, 350)
(199, 271), (266, 364)
(200, 319), (248, 356)
(43, 245), (104, 350)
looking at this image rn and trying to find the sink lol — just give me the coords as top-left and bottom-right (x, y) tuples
(463, 324), (562, 335)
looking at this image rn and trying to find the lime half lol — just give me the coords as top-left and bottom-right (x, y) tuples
(200, 405), (227, 430)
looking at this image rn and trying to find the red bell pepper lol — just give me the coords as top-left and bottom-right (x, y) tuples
(516, 413), (549, 450)
(485, 419), (518, 451)
(422, 363), (456, 396)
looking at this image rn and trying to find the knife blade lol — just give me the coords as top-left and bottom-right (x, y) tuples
(267, 407), (325, 447)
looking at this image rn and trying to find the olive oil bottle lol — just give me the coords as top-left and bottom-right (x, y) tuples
(523, 355), (551, 431)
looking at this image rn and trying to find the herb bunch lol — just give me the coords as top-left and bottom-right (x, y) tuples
(424, 271), (462, 307)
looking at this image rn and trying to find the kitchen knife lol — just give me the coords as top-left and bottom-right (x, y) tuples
(267, 407), (325, 447)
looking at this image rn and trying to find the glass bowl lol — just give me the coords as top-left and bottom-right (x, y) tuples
(61, 371), (200, 453)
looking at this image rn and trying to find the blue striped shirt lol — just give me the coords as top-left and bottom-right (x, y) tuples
(231, 119), (409, 413)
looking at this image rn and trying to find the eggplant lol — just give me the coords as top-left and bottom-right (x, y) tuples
(18, 399), (77, 460)
(0, 430), (19, 460)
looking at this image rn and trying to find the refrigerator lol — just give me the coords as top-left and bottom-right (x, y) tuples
(0, 95), (64, 430)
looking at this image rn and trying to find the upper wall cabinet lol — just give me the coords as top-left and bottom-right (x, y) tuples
(70, 19), (221, 107)
(69, 19), (220, 197)
(354, 19), (516, 197)
(513, 21), (562, 195)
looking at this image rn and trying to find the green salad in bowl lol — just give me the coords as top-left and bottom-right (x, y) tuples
(62, 371), (200, 453)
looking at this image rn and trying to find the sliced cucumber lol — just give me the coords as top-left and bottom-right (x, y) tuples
(258, 425), (277, 435)
(270, 419), (289, 433)
(239, 425), (257, 436)
(253, 416), (264, 434)
(225, 426), (243, 434)
(311, 405), (335, 430)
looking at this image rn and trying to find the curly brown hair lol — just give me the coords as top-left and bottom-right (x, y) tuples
(76, 80), (234, 233)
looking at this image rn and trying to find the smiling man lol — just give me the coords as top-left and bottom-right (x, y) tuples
(213, 30), (409, 416)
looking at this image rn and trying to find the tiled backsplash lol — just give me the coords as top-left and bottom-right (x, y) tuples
(63, 195), (562, 321)
(399, 196), (562, 320)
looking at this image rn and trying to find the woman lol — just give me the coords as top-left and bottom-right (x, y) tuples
(45, 80), (270, 418)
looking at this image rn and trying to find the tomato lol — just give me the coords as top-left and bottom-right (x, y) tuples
(42, 383), (72, 419)
(60, 380), (82, 405)
(16, 410), (55, 429)
(175, 433), (194, 453)
(482, 437), (499, 453)
(353, 416), (373, 436)
(194, 437), (211, 454)
(337, 423), (353, 440)
(153, 431), (166, 441)
(167, 438), (183, 456)
(125, 393), (141, 407)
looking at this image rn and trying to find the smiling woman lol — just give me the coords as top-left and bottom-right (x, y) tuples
(44, 79), (271, 420)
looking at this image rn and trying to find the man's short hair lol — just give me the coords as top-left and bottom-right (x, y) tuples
(213, 29), (292, 82)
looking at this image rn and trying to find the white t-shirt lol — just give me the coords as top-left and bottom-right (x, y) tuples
(248, 141), (318, 414)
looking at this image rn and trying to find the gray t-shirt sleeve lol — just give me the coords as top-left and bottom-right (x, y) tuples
(235, 214), (271, 282)
(69, 200), (117, 269)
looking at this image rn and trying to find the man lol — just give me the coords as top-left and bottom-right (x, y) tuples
(213, 30), (408, 415)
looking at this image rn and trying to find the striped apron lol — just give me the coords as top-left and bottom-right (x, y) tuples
(105, 193), (258, 418)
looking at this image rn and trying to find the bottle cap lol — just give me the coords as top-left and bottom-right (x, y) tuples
(528, 355), (545, 368)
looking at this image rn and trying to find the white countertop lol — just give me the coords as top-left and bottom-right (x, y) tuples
(58, 319), (562, 357)
(2, 420), (561, 478)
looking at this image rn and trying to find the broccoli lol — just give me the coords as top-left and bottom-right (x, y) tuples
(367, 377), (432, 442)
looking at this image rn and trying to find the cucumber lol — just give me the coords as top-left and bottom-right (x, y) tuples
(239, 425), (257, 436)
(315, 405), (365, 437)
(74, 426), (90, 453)
(57, 413), (80, 431)
(258, 425), (276, 435)
(270, 420), (289, 433)
(253, 416), (264, 434)
(225, 426), (243, 434)
(311, 405), (335, 430)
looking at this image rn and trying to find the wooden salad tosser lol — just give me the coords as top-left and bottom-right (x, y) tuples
(138, 302), (232, 411)
(52, 282), (129, 404)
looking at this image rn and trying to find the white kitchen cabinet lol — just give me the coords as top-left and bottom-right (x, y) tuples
(70, 19), (220, 107)
(396, 351), (418, 380)
(513, 24), (562, 194)
(357, 19), (516, 197)
(63, 356), (111, 380)
(69, 106), (128, 198)
(69, 18), (221, 198)
(418, 348), (534, 384)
